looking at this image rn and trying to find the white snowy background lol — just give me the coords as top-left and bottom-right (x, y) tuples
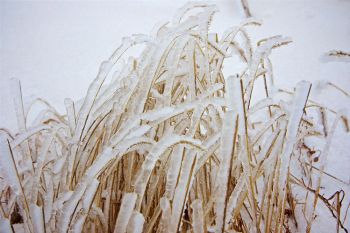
(1, 0), (350, 129)
(1, 0), (349, 232)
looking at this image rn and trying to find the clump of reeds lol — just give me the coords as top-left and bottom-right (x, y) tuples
(0, 3), (349, 233)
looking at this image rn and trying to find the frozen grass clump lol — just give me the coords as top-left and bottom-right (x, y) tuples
(1, 3), (349, 233)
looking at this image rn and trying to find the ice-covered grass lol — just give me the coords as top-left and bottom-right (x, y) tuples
(0, 3), (349, 233)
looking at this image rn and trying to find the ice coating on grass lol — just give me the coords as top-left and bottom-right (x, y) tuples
(169, 151), (197, 233)
(165, 145), (184, 200)
(29, 204), (45, 233)
(1, 2), (349, 233)
(214, 111), (238, 233)
(126, 211), (145, 233)
(279, 81), (311, 188)
(321, 50), (350, 63)
(134, 134), (203, 209)
(0, 133), (21, 195)
(191, 199), (204, 233)
(113, 192), (137, 233)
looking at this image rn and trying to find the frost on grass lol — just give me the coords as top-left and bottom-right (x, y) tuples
(321, 50), (350, 63)
(1, 3), (350, 233)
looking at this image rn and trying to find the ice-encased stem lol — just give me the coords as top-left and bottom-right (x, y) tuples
(126, 211), (145, 233)
(214, 111), (239, 233)
(278, 80), (311, 231)
(191, 199), (205, 233)
(113, 192), (137, 233)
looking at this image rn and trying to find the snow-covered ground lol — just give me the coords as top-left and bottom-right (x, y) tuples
(1, 1), (349, 232)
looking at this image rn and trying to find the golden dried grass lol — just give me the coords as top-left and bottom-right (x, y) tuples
(0, 3), (349, 233)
